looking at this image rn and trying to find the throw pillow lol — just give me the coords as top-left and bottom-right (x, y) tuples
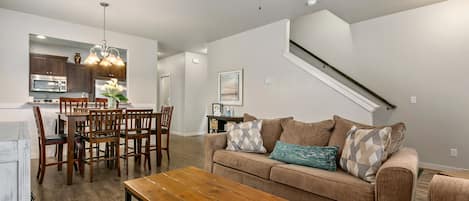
(226, 120), (267, 153)
(328, 115), (406, 160)
(243, 113), (293, 152)
(270, 141), (338, 171)
(280, 119), (335, 146)
(340, 126), (392, 183)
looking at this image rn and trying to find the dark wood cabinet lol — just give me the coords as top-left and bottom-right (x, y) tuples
(94, 64), (126, 81)
(66, 63), (91, 93)
(30, 53), (67, 76)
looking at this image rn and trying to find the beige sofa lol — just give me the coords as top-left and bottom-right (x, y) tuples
(204, 116), (419, 201)
(428, 175), (469, 201)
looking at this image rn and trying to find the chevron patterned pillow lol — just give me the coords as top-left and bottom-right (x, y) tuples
(226, 120), (267, 153)
(340, 126), (392, 183)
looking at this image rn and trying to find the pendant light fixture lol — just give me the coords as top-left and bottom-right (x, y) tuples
(84, 2), (125, 67)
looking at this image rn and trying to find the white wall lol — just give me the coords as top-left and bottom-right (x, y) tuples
(157, 52), (208, 135)
(158, 53), (186, 133)
(183, 52), (208, 134)
(0, 8), (158, 108)
(291, 10), (358, 77)
(351, 0), (469, 169)
(207, 20), (372, 124)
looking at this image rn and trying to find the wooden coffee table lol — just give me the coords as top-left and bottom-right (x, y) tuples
(123, 166), (286, 201)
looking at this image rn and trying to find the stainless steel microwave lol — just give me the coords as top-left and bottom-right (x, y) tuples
(30, 74), (67, 93)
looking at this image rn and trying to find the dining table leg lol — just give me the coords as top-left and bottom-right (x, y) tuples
(66, 117), (77, 185)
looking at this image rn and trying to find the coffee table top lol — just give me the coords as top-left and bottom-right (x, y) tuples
(123, 166), (286, 201)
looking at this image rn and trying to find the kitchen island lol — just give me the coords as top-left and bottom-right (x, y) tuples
(0, 121), (31, 201)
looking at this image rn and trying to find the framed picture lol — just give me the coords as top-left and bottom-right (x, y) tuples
(212, 103), (223, 116)
(218, 69), (243, 105)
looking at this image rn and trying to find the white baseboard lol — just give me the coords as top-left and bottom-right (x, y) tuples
(172, 131), (206, 136)
(419, 161), (467, 171)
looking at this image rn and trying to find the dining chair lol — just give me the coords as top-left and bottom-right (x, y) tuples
(56, 97), (89, 157)
(59, 97), (89, 113)
(33, 106), (68, 184)
(150, 106), (174, 160)
(78, 109), (122, 182)
(95, 98), (108, 109)
(121, 109), (153, 175)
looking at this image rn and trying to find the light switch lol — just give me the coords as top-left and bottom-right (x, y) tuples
(410, 96), (417, 104)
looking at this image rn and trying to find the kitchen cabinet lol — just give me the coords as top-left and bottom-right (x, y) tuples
(30, 53), (68, 76)
(94, 64), (126, 81)
(67, 63), (91, 93)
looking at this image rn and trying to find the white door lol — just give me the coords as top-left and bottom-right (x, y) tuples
(159, 74), (171, 108)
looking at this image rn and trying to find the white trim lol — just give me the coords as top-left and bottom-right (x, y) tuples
(419, 161), (467, 171)
(172, 131), (206, 136)
(283, 52), (380, 112)
(0, 103), (27, 109)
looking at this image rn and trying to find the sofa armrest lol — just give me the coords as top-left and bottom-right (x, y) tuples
(204, 133), (227, 173)
(429, 175), (469, 201)
(375, 148), (418, 201)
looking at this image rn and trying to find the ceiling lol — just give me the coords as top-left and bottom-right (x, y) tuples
(0, 0), (446, 57)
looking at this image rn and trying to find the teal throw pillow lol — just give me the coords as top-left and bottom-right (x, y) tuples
(269, 141), (338, 171)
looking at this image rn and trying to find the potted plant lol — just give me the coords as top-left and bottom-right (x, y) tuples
(101, 78), (128, 108)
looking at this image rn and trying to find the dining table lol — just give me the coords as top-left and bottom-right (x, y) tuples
(57, 110), (162, 185)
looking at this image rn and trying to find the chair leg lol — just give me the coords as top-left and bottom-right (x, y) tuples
(116, 141), (121, 177)
(147, 137), (151, 170)
(125, 139), (129, 176)
(166, 134), (170, 161)
(36, 144), (41, 179)
(38, 145), (46, 184)
(78, 140), (85, 177)
(57, 144), (63, 171)
(89, 142), (94, 183)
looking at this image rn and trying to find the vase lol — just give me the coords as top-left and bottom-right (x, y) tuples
(108, 98), (117, 109)
(74, 53), (81, 64)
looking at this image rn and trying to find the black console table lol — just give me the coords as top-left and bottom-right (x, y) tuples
(206, 115), (243, 133)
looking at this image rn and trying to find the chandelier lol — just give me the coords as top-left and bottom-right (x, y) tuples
(84, 2), (125, 67)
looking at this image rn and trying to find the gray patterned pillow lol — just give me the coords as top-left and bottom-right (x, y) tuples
(340, 126), (392, 183)
(226, 120), (266, 153)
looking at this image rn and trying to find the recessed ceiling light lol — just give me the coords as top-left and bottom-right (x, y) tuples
(36, 35), (47, 39)
(306, 0), (318, 6)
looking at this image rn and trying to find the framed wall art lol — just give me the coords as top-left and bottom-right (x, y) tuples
(218, 69), (243, 105)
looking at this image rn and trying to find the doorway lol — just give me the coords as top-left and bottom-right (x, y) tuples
(159, 74), (171, 108)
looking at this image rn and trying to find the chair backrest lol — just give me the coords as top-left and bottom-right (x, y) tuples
(125, 109), (153, 136)
(88, 109), (123, 139)
(32, 106), (46, 145)
(160, 106), (174, 128)
(95, 98), (108, 109)
(59, 97), (89, 113)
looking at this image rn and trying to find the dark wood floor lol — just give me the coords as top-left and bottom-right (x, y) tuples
(31, 134), (437, 201)
(31, 135), (205, 201)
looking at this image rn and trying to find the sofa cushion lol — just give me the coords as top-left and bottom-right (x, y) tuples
(243, 113), (293, 152)
(340, 126), (392, 183)
(328, 115), (406, 160)
(213, 150), (284, 179)
(280, 119), (335, 146)
(270, 141), (338, 171)
(226, 120), (266, 153)
(270, 164), (374, 201)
